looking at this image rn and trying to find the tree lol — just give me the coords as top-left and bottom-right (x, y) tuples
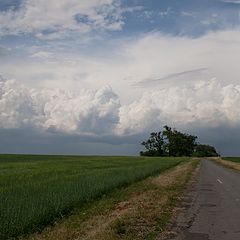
(162, 126), (197, 157)
(140, 131), (164, 156)
(193, 144), (219, 157)
(140, 126), (218, 157)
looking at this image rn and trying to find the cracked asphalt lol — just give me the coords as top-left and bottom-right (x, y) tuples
(169, 159), (240, 240)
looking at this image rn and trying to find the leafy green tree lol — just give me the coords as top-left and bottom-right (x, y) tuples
(162, 126), (197, 157)
(140, 132), (164, 156)
(140, 126), (218, 157)
(193, 144), (219, 157)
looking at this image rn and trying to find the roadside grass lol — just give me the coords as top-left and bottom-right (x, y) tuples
(23, 158), (199, 240)
(0, 155), (186, 240)
(210, 157), (240, 171)
(222, 157), (240, 163)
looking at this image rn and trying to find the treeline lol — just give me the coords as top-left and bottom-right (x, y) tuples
(140, 126), (219, 157)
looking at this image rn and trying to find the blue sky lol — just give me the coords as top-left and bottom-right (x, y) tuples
(1, 0), (240, 48)
(0, 0), (240, 155)
(1, 1), (240, 34)
(122, 0), (240, 36)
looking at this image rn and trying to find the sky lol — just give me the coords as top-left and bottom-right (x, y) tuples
(0, 0), (240, 156)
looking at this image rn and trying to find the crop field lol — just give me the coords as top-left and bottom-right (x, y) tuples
(222, 157), (240, 163)
(0, 154), (186, 239)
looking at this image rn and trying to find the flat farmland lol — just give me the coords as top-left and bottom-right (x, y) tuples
(222, 157), (240, 163)
(0, 154), (186, 239)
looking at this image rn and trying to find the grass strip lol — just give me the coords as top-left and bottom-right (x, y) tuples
(210, 157), (240, 171)
(23, 158), (199, 240)
(0, 155), (186, 239)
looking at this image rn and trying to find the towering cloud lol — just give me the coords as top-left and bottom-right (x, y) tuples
(1, 76), (240, 139)
(0, 77), (120, 135)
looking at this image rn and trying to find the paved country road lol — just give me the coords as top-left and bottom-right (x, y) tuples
(169, 159), (240, 240)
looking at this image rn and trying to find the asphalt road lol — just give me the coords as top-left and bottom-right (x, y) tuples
(170, 159), (240, 240)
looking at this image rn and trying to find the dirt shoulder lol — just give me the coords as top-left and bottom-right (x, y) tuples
(209, 157), (240, 171)
(23, 159), (199, 240)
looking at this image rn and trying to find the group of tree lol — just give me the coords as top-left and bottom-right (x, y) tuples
(140, 126), (219, 157)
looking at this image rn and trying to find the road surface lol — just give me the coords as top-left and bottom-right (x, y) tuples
(170, 159), (240, 240)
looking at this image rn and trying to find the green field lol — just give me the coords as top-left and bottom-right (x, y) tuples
(0, 154), (187, 239)
(222, 157), (240, 163)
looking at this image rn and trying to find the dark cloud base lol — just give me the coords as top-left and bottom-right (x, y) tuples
(193, 127), (240, 156)
(0, 129), (142, 156)
(0, 127), (240, 156)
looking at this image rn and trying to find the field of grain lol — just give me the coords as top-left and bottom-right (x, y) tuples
(222, 157), (240, 163)
(0, 154), (186, 239)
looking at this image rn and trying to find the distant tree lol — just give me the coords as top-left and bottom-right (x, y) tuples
(140, 131), (164, 156)
(140, 126), (218, 157)
(162, 126), (197, 157)
(193, 144), (219, 157)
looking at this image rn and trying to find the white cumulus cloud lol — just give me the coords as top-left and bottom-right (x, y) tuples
(1, 76), (240, 138)
(0, 0), (124, 38)
(0, 77), (120, 135)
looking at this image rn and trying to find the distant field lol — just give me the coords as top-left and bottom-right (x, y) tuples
(222, 157), (240, 163)
(0, 154), (187, 239)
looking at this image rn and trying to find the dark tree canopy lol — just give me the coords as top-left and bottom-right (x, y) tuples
(140, 126), (219, 157)
(141, 132), (164, 156)
(193, 144), (219, 157)
(162, 126), (197, 157)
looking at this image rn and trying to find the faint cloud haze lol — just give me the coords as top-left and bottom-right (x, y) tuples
(134, 68), (209, 87)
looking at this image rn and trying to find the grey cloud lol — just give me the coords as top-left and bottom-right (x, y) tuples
(134, 68), (208, 87)
(2, 76), (240, 137)
(220, 0), (240, 3)
(1, 125), (240, 156)
(0, 128), (141, 155)
(2, 75), (240, 155)
(0, 46), (11, 57)
(190, 126), (240, 156)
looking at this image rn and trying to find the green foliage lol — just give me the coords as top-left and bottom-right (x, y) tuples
(0, 154), (184, 239)
(141, 132), (164, 156)
(141, 126), (197, 157)
(162, 126), (197, 157)
(114, 219), (126, 235)
(193, 144), (219, 157)
(141, 126), (218, 157)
